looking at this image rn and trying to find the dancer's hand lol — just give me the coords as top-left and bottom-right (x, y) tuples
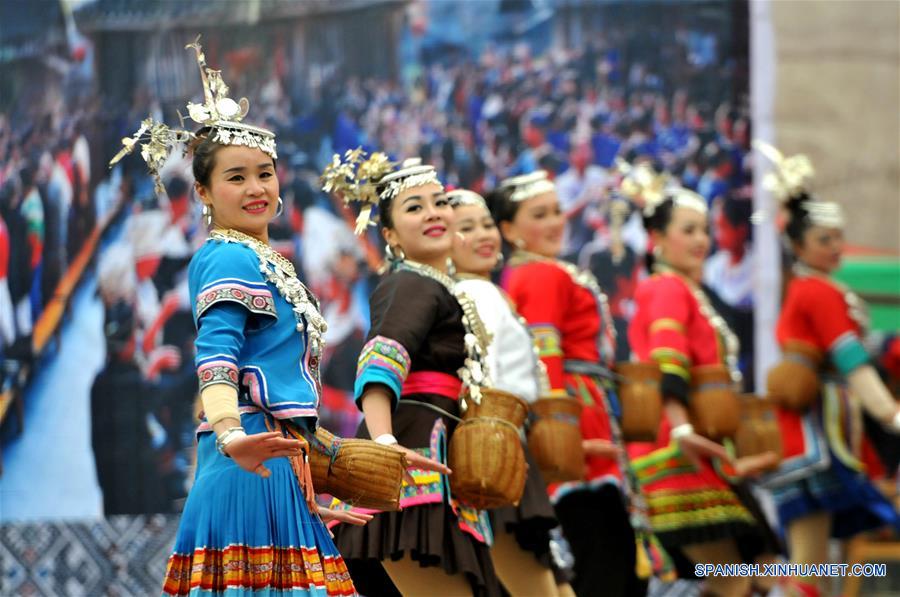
(390, 444), (452, 485)
(733, 451), (779, 477)
(582, 439), (622, 459)
(359, 388), (452, 482)
(676, 433), (730, 471)
(317, 506), (373, 526)
(224, 432), (304, 478)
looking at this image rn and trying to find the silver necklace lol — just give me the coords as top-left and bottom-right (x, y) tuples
(209, 228), (328, 358)
(792, 262), (870, 333)
(395, 259), (493, 401)
(509, 250), (617, 365)
(456, 273), (551, 396)
(653, 263), (742, 385)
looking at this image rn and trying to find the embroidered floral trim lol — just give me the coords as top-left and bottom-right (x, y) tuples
(357, 335), (412, 384)
(197, 355), (239, 391)
(209, 229), (327, 397)
(530, 324), (564, 358)
(641, 489), (755, 533)
(196, 279), (277, 319)
(163, 544), (354, 596)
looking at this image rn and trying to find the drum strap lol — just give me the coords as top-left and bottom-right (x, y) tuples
(398, 398), (463, 423)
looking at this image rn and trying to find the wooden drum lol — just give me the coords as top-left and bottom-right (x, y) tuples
(308, 427), (407, 511)
(528, 396), (585, 483)
(616, 362), (663, 442)
(734, 395), (782, 470)
(688, 364), (741, 440)
(766, 340), (823, 411)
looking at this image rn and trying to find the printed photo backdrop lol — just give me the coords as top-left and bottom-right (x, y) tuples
(0, 0), (753, 523)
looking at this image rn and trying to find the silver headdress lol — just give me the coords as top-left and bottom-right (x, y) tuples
(447, 189), (488, 210)
(321, 151), (442, 235)
(378, 158), (443, 202)
(499, 170), (556, 202)
(753, 141), (844, 228)
(109, 35), (276, 194)
(615, 158), (706, 217)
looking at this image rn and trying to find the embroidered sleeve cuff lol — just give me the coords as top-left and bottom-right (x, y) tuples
(197, 355), (240, 392)
(830, 332), (870, 376)
(196, 278), (277, 320)
(649, 318), (687, 336)
(659, 362), (690, 381)
(355, 335), (411, 410)
(530, 324), (563, 358)
(650, 347), (690, 367)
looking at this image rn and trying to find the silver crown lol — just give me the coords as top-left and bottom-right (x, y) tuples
(500, 170), (555, 202)
(447, 189), (487, 209)
(109, 35), (276, 195)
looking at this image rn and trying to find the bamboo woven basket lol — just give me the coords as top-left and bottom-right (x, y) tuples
(688, 364), (740, 440)
(528, 396), (585, 483)
(616, 362), (663, 442)
(464, 387), (529, 427)
(734, 395), (782, 469)
(449, 387), (528, 509)
(449, 417), (527, 510)
(308, 427), (407, 511)
(766, 340), (823, 411)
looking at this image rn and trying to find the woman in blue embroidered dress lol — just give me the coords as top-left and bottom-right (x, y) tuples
(323, 155), (502, 596)
(111, 39), (369, 596)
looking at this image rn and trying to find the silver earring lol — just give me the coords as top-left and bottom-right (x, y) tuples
(275, 197), (284, 217)
(493, 251), (505, 271)
(386, 245), (406, 262)
(446, 257), (457, 277)
(202, 204), (213, 227)
(652, 245), (663, 258)
(513, 238), (525, 249)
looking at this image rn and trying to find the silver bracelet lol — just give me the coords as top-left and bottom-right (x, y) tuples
(890, 410), (900, 432)
(373, 433), (398, 446)
(670, 423), (695, 440)
(216, 426), (247, 457)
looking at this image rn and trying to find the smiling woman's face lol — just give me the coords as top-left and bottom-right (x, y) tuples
(382, 182), (453, 268)
(451, 202), (501, 277)
(652, 205), (710, 279)
(195, 145), (278, 242)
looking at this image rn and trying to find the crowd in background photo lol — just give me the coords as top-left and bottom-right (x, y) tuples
(1, 2), (899, 597)
(0, 3), (756, 517)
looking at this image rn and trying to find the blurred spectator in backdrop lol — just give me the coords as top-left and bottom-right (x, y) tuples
(704, 191), (754, 386)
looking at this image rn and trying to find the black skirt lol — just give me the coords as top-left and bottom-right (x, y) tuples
(489, 443), (558, 566)
(554, 486), (649, 597)
(332, 394), (503, 597)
